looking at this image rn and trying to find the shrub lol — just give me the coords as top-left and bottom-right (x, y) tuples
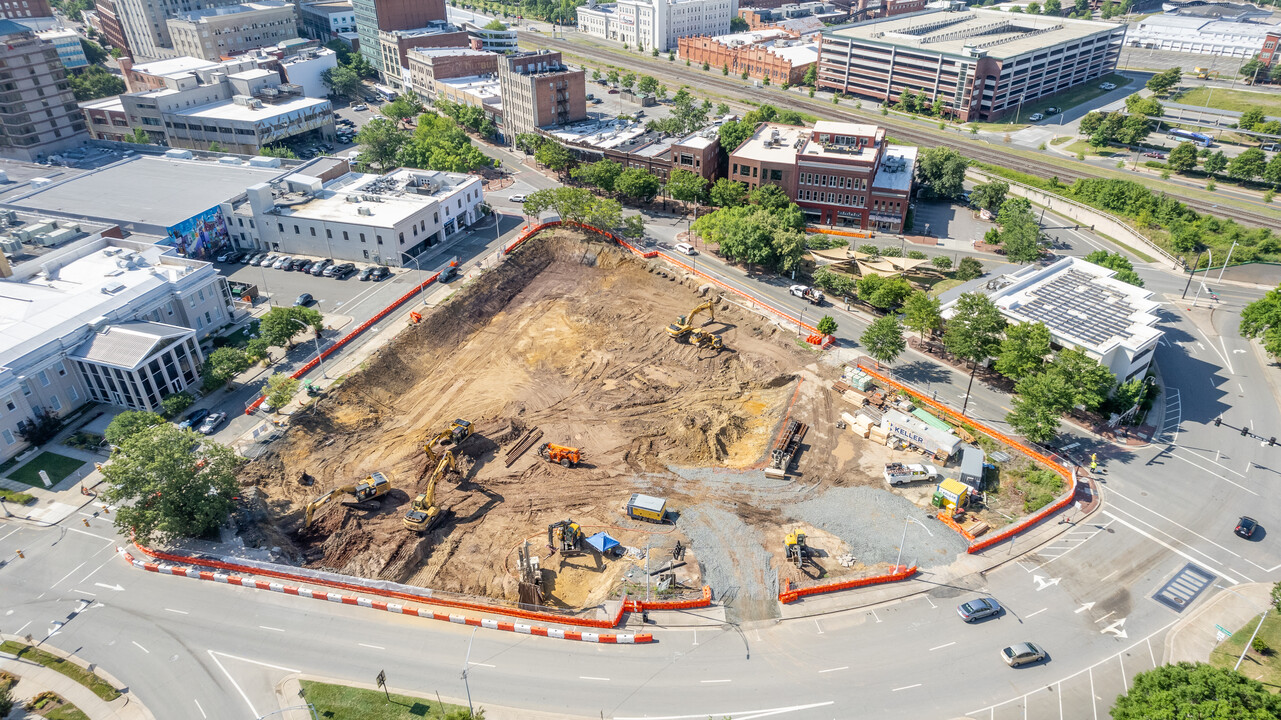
(816, 315), (838, 335)
(160, 391), (194, 419)
(16, 407), (61, 446)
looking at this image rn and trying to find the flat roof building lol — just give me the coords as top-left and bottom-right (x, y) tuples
(678, 29), (819, 85)
(377, 22), (469, 90)
(405, 47), (499, 99)
(166, 1), (299, 61)
(817, 8), (1124, 121)
(352, 0), (446, 73)
(35, 29), (88, 68)
(728, 120), (916, 231)
(1126, 15), (1277, 57)
(120, 55), (222, 92)
(226, 166), (485, 267)
(549, 119), (721, 182)
(0, 0), (51, 20)
(299, 0), (355, 40)
(497, 50), (586, 139)
(576, 0), (739, 52)
(942, 256), (1161, 385)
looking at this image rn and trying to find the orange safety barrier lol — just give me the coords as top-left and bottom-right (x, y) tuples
(935, 510), (976, 541)
(779, 565), (917, 604)
(807, 226), (871, 239)
(853, 359), (1078, 554)
(624, 586), (713, 612)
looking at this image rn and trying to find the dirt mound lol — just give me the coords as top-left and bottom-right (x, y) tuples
(239, 230), (803, 601)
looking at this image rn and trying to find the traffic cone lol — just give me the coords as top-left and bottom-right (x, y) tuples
(16, 549), (24, 558)
(83, 519), (90, 527)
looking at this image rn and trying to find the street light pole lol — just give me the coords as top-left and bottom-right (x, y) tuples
(894, 516), (934, 570)
(1217, 239), (1238, 282)
(291, 318), (327, 378)
(461, 627), (477, 717)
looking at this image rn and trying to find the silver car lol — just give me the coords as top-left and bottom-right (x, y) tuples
(197, 411), (227, 435)
(1001, 642), (1046, 667)
(957, 597), (1002, 622)
(272, 256), (293, 269)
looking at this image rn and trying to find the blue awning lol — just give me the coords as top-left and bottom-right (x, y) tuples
(585, 532), (619, 553)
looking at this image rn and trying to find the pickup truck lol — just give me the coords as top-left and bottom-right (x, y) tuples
(790, 284), (825, 305)
(883, 462), (941, 485)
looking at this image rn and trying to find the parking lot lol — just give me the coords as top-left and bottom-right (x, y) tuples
(216, 255), (412, 318)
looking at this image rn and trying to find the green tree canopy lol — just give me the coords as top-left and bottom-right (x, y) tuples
(1112, 662), (1281, 720)
(1145, 66), (1181, 95)
(621, 214), (645, 239)
(534, 140), (574, 173)
(1007, 368), (1072, 442)
(916, 147), (969, 198)
(1084, 250), (1144, 287)
(265, 373), (300, 409)
(817, 316), (838, 336)
(931, 255), (953, 270)
(352, 117), (409, 169)
(160, 391), (194, 419)
(692, 203), (805, 272)
(203, 346), (251, 387)
(1051, 347), (1115, 410)
(260, 306), (323, 348)
(666, 168), (708, 205)
(902, 290), (942, 340)
(943, 292), (1007, 366)
(1239, 106), (1266, 131)
(1228, 147), (1267, 180)
(996, 199), (1042, 263)
(104, 410), (166, 448)
(994, 321), (1051, 379)
(1240, 285), (1281, 358)
(321, 65), (361, 99)
(101, 424), (240, 544)
(855, 274), (913, 309)
(637, 75), (659, 96)
(381, 94), (424, 121)
(749, 183), (792, 211)
(709, 178), (748, 207)
(572, 159), (623, 193)
(615, 168), (662, 202)
(1204, 150), (1228, 175)
(955, 256), (984, 280)
(861, 316), (906, 364)
(69, 65), (125, 101)
(1167, 141), (1198, 173)
(523, 187), (622, 229)
(970, 180), (1009, 213)
(398, 112), (492, 171)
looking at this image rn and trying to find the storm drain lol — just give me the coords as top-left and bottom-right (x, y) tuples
(1153, 563), (1215, 612)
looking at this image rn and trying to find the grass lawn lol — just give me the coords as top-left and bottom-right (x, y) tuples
(0, 487), (35, 504)
(968, 121), (1028, 133)
(1025, 72), (1130, 118)
(1177, 87), (1281, 116)
(0, 642), (121, 701)
(44, 703), (90, 720)
(6, 451), (86, 488)
(928, 278), (965, 297)
(300, 680), (474, 719)
(1050, 136), (1073, 146)
(1209, 608), (1281, 692)
(215, 321), (259, 349)
(1064, 139), (1120, 157)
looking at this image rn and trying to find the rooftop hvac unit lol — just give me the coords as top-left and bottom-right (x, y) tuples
(101, 282), (126, 295)
(0, 236), (20, 254)
(89, 315), (109, 332)
(56, 221), (80, 233)
(103, 247), (122, 256)
(357, 206), (372, 216)
(0, 209), (15, 224)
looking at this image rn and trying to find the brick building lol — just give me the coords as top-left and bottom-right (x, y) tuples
(377, 23), (470, 90)
(81, 96), (132, 141)
(496, 50), (586, 138)
(1260, 29), (1280, 67)
(352, 0), (446, 72)
(678, 28), (818, 85)
(0, 0), (51, 20)
(727, 121), (915, 231)
(94, 0), (129, 57)
(549, 122), (721, 183)
(406, 47), (499, 99)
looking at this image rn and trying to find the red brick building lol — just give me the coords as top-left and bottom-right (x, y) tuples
(1261, 30), (1280, 67)
(727, 121), (916, 231)
(0, 0), (51, 20)
(678, 29), (818, 85)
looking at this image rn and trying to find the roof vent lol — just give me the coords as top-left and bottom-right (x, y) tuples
(101, 282), (126, 295)
(357, 206), (372, 216)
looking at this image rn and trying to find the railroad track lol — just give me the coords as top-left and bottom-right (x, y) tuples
(535, 35), (1281, 232)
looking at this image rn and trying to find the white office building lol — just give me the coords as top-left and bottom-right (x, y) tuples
(0, 234), (234, 461)
(35, 29), (88, 68)
(576, 0), (738, 52)
(1126, 15), (1278, 57)
(942, 256), (1161, 385)
(225, 166), (485, 267)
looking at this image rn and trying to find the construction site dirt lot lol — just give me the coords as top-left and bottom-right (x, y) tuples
(236, 230), (969, 619)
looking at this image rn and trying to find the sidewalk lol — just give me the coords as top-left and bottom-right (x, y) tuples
(275, 673), (594, 720)
(1163, 583), (1272, 664)
(0, 634), (154, 720)
(0, 410), (111, 525)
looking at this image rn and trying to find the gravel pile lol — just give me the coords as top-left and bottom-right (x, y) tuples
(680, 505), (779, 621)
(789, 487), (969, 569)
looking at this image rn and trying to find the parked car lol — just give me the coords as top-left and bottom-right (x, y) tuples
(329, 262), (356, 279)
(296, 259), (314, 274)
(1100, 82), (1117, 90)
(312, 259), (335, 276)
(1045, 106), (1060, 115)
(215, 250), (241, 263)
(197, 411), (227, 435)
(294, 292), (315, 306)
(369, 266), (390, 281)
(608, 88), (619, 94)
(1263, 144), (1280, 152)
(241, 252), (261, 264)
(1029, 113), (1044, 122)
(272, 256), (293, 269)
(674, 242), (696, 255)
(1143, 152), (1167, 160)
(352, 103), (368, 111)
(1001, 643), (1047, 667)
(358, 266), (376, 281)
(508, 194), (527, 203)
(957, 597), (1002, 623)
(256, 254), (278, 267)
(789, 284), (824, 305)
(1236, 516), (1258, 538)
(178, 407), (210, 430)
(284, 258), (303, 271)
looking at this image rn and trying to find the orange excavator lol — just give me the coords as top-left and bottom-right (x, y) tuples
(538, 443), (581, 467)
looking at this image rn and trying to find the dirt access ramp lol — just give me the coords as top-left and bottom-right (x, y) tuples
(238, 229), (802, 606)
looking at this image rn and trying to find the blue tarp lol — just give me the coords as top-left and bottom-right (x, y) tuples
(585, 532), (620, 553)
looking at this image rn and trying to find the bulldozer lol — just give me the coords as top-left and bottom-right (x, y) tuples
(403, 452), (456, 533)
(548, 519), (585, 556)
(302, 471), (393, 530)
(423, 419), (473, 465)
(688, 328), (724, 350)
(785, 530), (812, 569)
(666, 296), (720, 341)
(538, 442), (581, 467)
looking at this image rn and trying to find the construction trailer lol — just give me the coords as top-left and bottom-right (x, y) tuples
(627, 493), (668, 523)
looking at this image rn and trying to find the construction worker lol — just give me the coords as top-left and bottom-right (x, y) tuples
(1090, 453), (1098, 473)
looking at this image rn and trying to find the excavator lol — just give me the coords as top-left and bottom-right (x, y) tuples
(423, 418), (473, 465)
(403, 451), (456, 533)
(666, 296), (720, 341)
(785, 529), (812, 569)
(548, 519), (585, 557)
(302, 471), (393, 530)
(538, 443), (582, 467)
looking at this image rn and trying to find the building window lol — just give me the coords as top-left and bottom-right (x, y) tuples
(360, 233), (366, 242)
(278, 223), (284, 232)
(326, 229), (332, 238)
(69, 386), (79, 402)
(2, 429), (12, 445)
(310, 227), (316, 236)
(4, 400), (13, 412)
(294, 225), (300, 234)
(343, 231), (349, 240)
(50, 394), (61, 411)
(38, 370), (49, 387)
(20, 381), (30, 396)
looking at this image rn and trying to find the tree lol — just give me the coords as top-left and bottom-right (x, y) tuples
(123, 127), (152, 145)
(80, 37), (109, 64)
(1112, 662), (1281, 720)
(621, 214), (645, 239)
(1051, 347), (1115, 410)
(931, 255), (953, 271)
(944, 292), (1006, 368)
(730, 15), (749, 31)
(160, 391), (194, 419)
(1044, 0), (1061, 10)
(666, 168), (707, 205)
(1145, 66), (1181, 95)
(104, 410), (165, 448)
(260, 306), (323, 348)
(749, 183), (791, 210)
(347, 52), (376, 80)
(994, 321), (1051, 380)
(996, 199), (1042, 263)
(803, 64), (817, 87)
(970, 180), (1009, 213)
(902, 290), (942, 340)
(812, 266), (857, 297)
(692, 203), (805, 272)
(202, 347), (251, 388)
(621, 72), (636, 91)
(483, 18), (506, 29)
(259, 145), (297, 159)
(523, 187), (622, 229)
(718, 118), (756, 155)
(637, 75), (659, 96)
(68, 65), (125, 101)
(955, 256), (984, 280)
(514, 133), (544, 155)
(709, 178), (748, 207)
(1240, 286), (1281, 358)
(1006, 369), (1072, 442)
(353, 118), (408, 169)
(325, 39), (352, 64)
(916, 147), (969, 198)
(321, 65), (361, 99)
(572, 159), (623, 192)
(615, 167), (661, 202)
(1239, 106), (1266, 131)
(265, 373), (300, 409)
(856, 274), (913, 309)
(1026, 1), (1040, 11)
(381, 94), (423, 121)
(1228, 147), (1267, 181)
(606, 69), (620, 85)
(816, 315), (838, 336)
(534, 140), (574, 174)
(101, 424), (239, 544)
(1204, 150), (1228, 176)
(1084, 250), (1144, 287)
(1167, 141), (1198, 173)
(861, 316), (905, 364)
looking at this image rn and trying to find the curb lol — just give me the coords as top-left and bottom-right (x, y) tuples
(779, 565), (917, 604)
(116, 547), (653, 644)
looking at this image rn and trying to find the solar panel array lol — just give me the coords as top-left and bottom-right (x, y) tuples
(1012, 269), (1136, 347)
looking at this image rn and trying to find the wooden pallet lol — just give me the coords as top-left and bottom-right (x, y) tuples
(505, 427), (543, 467)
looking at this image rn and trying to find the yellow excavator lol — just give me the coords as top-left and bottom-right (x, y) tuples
(666, 296), (720, 341)
(785, 529), (812, 568)
(423, 418), (473, 465)
(302, 471), (393, 530)
(548, 519), (585, 556)
(403, 451), (456, 533)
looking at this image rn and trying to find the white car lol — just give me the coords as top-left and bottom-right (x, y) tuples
(508, 194), (527, 203)
(272, 256), (292, 269)
(1029, 113), (1044, 122)
(352, 103), (368, 111)
(1100, 82), (1117, 90)
(674, 242), (696, 255)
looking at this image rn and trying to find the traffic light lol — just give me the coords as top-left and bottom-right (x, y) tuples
(1214, 417), (1222, 426)
(1241, 426), (1249, 436)
(1271, 438), (1277, 446)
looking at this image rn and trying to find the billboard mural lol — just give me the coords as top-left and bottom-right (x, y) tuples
(163, 205), (229, 260)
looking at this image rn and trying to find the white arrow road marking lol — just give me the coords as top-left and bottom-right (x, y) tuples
(1033, 575), (1061, 591)
(1075, 602), (1096, 614)
(93, 583), (124, 591)
(615, 702), (836, 720)
(1101, 618), (1128, 638)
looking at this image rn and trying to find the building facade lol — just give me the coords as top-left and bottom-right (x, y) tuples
(1126, 15), (1273, 57)
(225, 167), (485, 266)
(0, 20), (89, 161)
(118, 55), (221, 92)
(352, 0), (446, 73)
(94, 0), (130, 57)
(81, 96), (132, 140)
(817, 8), (1123, 121)
(299, 0), (354, 39)
(35, 29), (89, 68)
(496, 50), (586, 138)
(549, 121), (721, 182)
(677, 29), (818, 85)
(166, 1), (298, 61)
(461, 20), (516, 52)
(727, 120), (915, 230)
(278, 46), (337, 97)
(0, 0), (51, 20)
(405, 46), (498, 99)
(576, 0), (739, 52)
(113, 0), (244, 59)
(0, 234), (235, 461)
(376, 23), (468, 89)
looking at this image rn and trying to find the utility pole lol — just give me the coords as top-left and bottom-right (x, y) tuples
(1181, 250), (1204, 298)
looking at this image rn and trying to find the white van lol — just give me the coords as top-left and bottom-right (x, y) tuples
(674, 242), (697, 255)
